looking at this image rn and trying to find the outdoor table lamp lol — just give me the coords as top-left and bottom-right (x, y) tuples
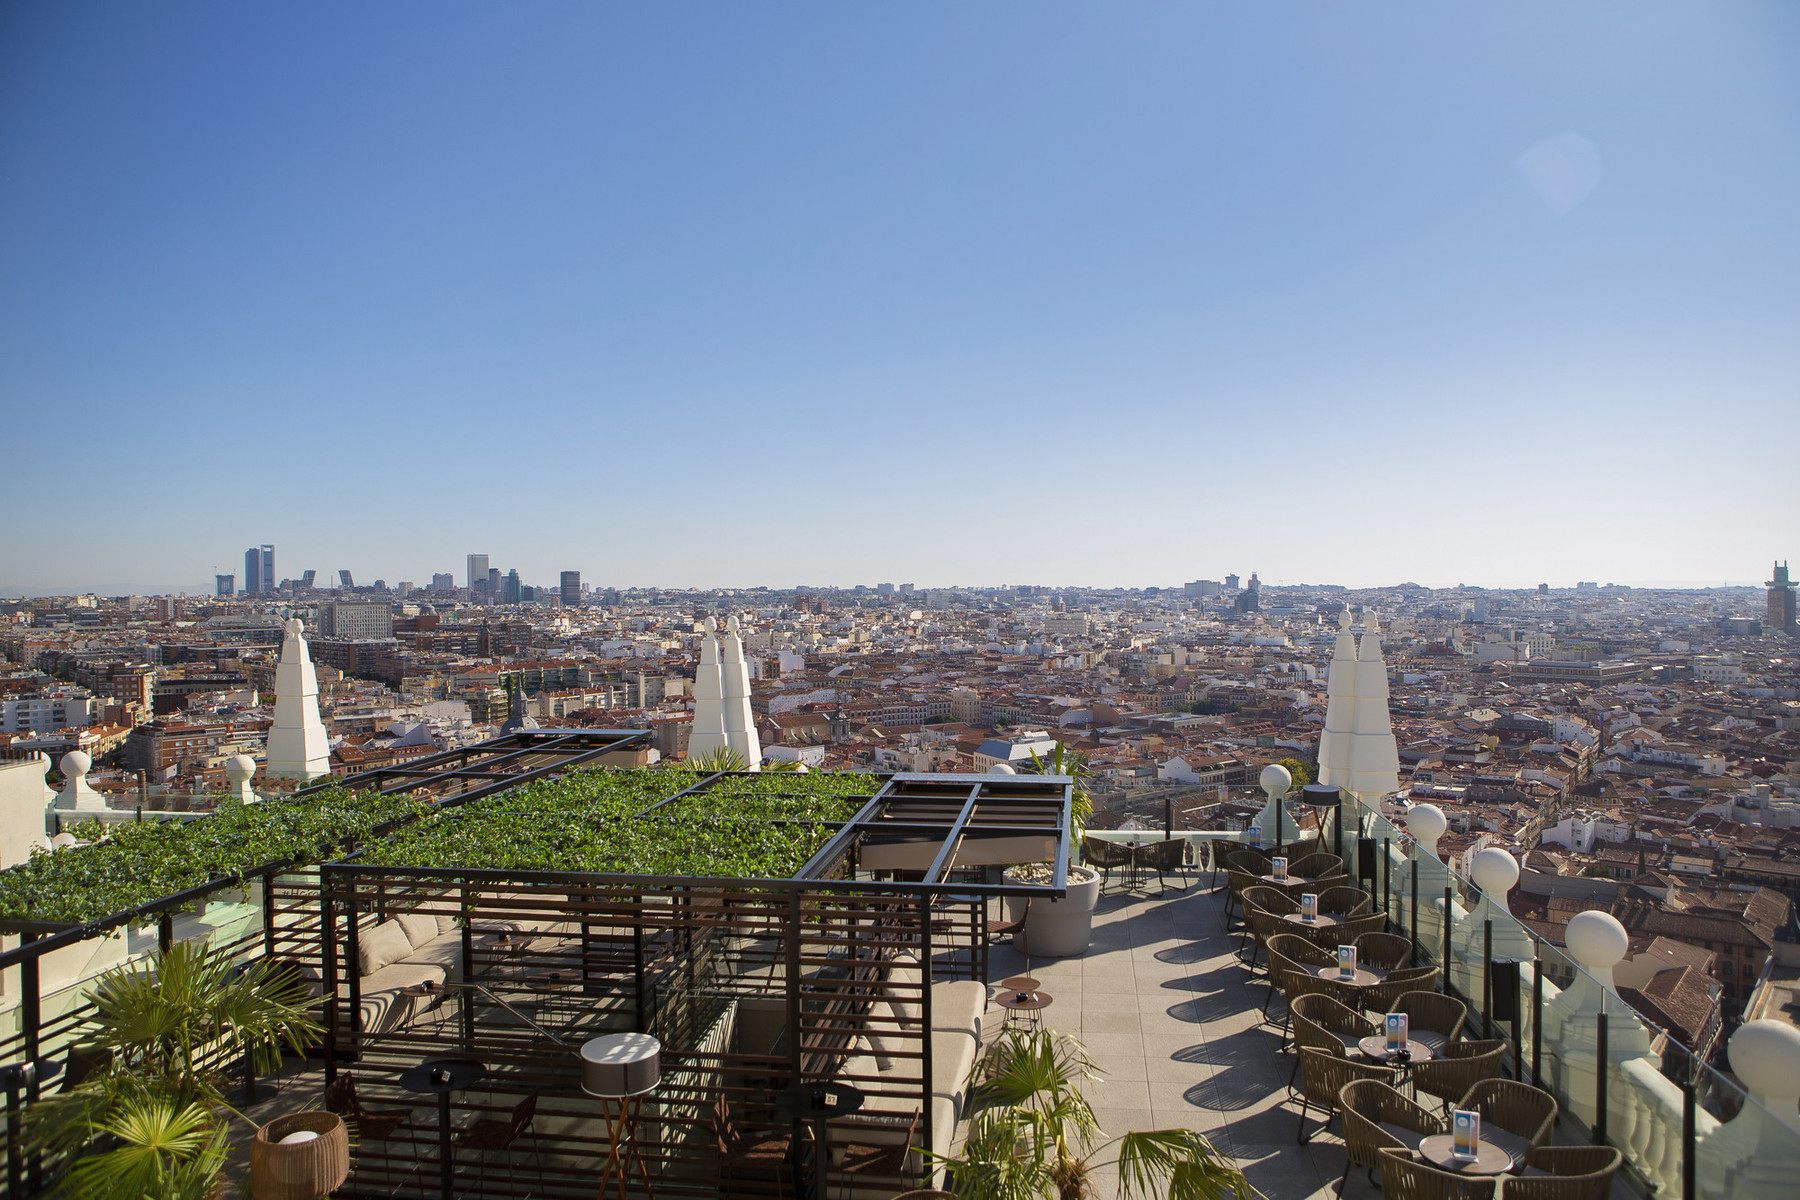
(581, 1032), (662, 1200)
(1301, 784), (1343, 859)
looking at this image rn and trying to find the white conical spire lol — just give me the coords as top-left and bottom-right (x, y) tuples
(687, 618), (729, 760)
(1317, 608), (1359, 789)
(721, 615), (762, 770)
(265, 618), (330, 780)
(1340, 611), (1400, 798)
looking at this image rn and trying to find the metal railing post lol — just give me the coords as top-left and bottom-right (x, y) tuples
(1442, 886), (1453, 976)
(1682, 1060), (1697, 1200)
(1482, 920), (1493, 1038)
(1594, 1011), (1609, 1146)
(1531, 953), (1543, 1088)
(1410, 866), (1420, 966)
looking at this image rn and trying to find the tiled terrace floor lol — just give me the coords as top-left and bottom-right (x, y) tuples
(980, 874), (1356, 1199)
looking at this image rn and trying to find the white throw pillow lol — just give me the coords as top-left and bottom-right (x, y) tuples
(395, 913), (439, 948)
(358, 919), (413, 977)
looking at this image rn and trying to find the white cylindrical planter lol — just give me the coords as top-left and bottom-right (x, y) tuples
(1002, 865), (1100, 958)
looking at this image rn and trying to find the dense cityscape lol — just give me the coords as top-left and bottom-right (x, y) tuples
(5, 554), (1797, 1073)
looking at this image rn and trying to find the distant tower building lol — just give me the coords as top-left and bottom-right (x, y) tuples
(467, 554), (489, 596)
(561, 571), (581, 606)
(244, 547), (261, 595)
(1769, 560), (1798, 636)
(504, 570), (522, 604)
(260, 545), (276, 594)
(338, 570), (354, 589)
(488, 568), (501, 602)
(1225, 574), (1240, 590)
(300, 570), (317, 589)
(216, 574), (234, 597)
(432, 572), (455, 593)
(1538, 583), (1549, 596)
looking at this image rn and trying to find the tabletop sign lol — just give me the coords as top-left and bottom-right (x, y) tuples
(1337, 945), (1357, 980)
(1300, 893), (1318, 923)
(1249, 824), (1262, 849)
(1386, 1012), (1408, 1056)
(1272, 856), (1288, 882)
(1452, 1109), (1481, 1161)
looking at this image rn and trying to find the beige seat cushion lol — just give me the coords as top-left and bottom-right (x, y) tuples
(397, 933), (464, 983)
(358, 919), (414, 978)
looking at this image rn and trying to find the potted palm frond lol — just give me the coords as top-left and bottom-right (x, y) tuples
(29, 940), (322, 1200)
(931, 1028), (1252, 1200)
(1001, 743), (1101, 956)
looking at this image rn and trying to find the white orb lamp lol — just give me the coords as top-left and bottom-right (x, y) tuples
(989, 762), (1017, 775)
(1470, 847), (1520, 899)
(1407, 803), (1447, 860)
(1259, 764), (1292, 798)
(225, 754), (258, 803)
(1565, 910), (1630, 989)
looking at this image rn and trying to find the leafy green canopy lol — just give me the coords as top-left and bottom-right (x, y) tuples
(0, 785), (420, 926)
(356, 768), (882, 878)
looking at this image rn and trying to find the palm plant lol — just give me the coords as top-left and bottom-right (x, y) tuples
(30, 940), (320, 1200)
(1025, 741), (1095, 840)
(686, 745), (749, 774)
(932, 1028), (1251, 1200)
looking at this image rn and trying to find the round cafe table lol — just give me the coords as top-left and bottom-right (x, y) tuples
(995, 989), (1053, 1030)
(1280, 913), (1343, 930)
(999, 976), (1041, 993)
(775, 1082), (864, 1200)
(1357, 1035), (1433, 1066)
(398, 1058), (486, 1200)
(1312, 964), (1382, 989)
(1258, 874), (1315, 888)
(1418, 1133), (1511, 1176)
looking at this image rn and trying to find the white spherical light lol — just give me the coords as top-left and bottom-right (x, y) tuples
(283, 617), (304, 637)
(989, 762), (1017, 775)
(1259, 764), (1292, 798)
(60, 750), (91, 778)
(225, 754), (257, 783)
(1727, 1019), (1800, 1107)
(1471, 847), (1520, 897)
(1565, 910), (1629, 970)
(1406, 803), (1447, 847)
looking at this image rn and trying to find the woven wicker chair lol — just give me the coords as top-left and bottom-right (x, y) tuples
(1389, 990), (1468, 1054)
(1133, 837), (1193, 893)
(1375, 1148), (1500, 1200)
(1289, 993), (1375, 1092)
(1223, 867), (1265, 930)
(1456, 1079), (1557, 1171)
(1294, 1047), (1394, 1144)
(1317, 885), (1374, 918)
(1338, 1078), (1443, 1196)
(1358, 965), (1441, 1014)
(1239, 885), (1300, 961)
(1291, 851), (1349, 880)
(1227, 848), (1274, 874)
(1264, 933), (1335, 1019)
(1356, 931), (1414, 972)
(1082, 836), (1135, 894)
(1412, 1040), (1507, 1115)
(1505, 1146), (1622, 1200)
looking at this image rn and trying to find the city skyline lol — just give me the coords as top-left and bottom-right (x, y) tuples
(3, 5), (1797, 591)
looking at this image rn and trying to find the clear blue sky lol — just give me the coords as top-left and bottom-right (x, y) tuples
(2, 3), (1796, 594)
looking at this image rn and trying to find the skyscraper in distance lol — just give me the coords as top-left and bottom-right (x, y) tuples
(1769, 560), (1797, 636)
(216, 574), (234, 597)
(244, 547), (261, 595)
(467, 554), (489, 596)
(561, 571), (581, 606)
(504, 569), (522, 604)
(260, 545), (275, 594)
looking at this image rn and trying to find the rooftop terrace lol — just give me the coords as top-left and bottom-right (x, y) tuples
(2, 733), (1797, 1199)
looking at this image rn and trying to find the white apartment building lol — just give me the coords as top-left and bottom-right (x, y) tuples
(1, 690), (97, 734)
